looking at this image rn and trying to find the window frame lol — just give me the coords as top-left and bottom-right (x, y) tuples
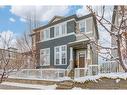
(41, 28), (50, 41)
(79, 20), (86, 33)
(40, 48), (50, 66)
(54, 45), (67, 65)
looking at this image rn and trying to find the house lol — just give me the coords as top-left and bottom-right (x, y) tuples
(111, 6), (127, 72)
(31, 13), (99, 71)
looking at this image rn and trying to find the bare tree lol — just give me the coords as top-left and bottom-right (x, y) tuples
(80, 6), (127, 72)
(0, 32), (26, 83)
(16, 7), (42, 69)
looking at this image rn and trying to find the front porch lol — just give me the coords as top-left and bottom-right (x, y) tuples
(68, 39), (93, 69)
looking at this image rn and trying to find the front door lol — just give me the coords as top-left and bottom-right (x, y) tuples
(79, 52), (85, 68)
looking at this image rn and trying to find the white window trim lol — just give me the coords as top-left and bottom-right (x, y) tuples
(40, 28), (50, 41)
(79, 20), (86, 32)
(54, 22), (67, 38)
(54, 45), (67, 65)
(40, 48), (50, 66)
(39, 32), (75, 43)
(78, 17), (93, 33)
(39, 19), (76, 42)
(54, 25), (60, 37)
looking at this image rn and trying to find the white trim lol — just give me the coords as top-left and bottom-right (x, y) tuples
(78, 17), (93, 33)
(39, 19), (75, 42)
(38, 32), (75, 43)
(54, 45), (67, 66)
(76, 50), (87, 68)
(40, 48), (50, 66)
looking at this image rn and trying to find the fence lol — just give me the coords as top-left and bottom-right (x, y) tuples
(74, 61), (120, 78)
(9, 61), (121, 79)
(10, 69), (66, 80)
(74, 65), (100, 78)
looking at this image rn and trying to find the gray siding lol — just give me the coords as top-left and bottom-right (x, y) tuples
(37, 34), (76, 69)
(50, 27), (54, 38)
(67, 20), (76, 33)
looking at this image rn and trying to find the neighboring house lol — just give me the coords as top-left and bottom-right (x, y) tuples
(111, 6), (127, 72)
(31, 13), (99, 70)
(0, 47), (32, 70)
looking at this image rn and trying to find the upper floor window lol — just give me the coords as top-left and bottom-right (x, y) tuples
(54, 23), (67, 37)
(40, 48), (50, 66)
(79, 20), (85, 32)
(79, 17), (93, 33)
(61, 23), (67, 35)
(41, 29), (50, 40)
(55, 26), (60, 37)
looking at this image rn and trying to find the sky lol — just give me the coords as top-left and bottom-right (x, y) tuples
(0, 6), (82, 36)
(0, 6), (82, 48)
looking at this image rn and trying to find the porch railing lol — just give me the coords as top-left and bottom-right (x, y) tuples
(10, 69), (66, 80)
(74, 61), (120, 78)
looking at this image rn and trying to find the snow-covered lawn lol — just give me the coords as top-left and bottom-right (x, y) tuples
(1, 82), (57, 90)
(9, 76), (72, 81)
(74, 72), (127, 83)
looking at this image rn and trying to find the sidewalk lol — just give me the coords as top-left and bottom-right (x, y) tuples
(1, 82), (57, 90)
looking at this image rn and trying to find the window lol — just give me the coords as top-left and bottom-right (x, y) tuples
(54, 23), (67, 37)
(86, 18), (92, 32)
(55, 47), (60, 65)
(40, 48), (50, 66)
(55, 26), (60, 37)
(61, 46), (66, 64)
(45, 29), (50, 39)
(54, 45), (67, 65)
(61, 23), (66, 35)
(79, 21), (85, 32)
(41, 29), (50, 40)
(79, 18), (93, 33)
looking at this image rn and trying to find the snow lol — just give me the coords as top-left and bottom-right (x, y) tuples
(9, 76), (72, 81)
(72, 87), (82, 90)
(74, 73), (127, 83)
(116, 79), (120, 83)
(1, 82), (57, 90)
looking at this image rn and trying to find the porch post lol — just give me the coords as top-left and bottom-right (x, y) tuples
(87, 44), (91, 66)
(70, 47), (73, 69)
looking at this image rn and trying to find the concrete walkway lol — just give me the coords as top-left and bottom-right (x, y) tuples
(0, 82), (57, 90)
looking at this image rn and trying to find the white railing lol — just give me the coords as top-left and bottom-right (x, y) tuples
(88, 65), (100, 75)
(74, 65), (100, 78)
(74, 68), (88, 78)
(74, 61), (120, 78)
(10, 69), (66, 80)
(66, 60), (73, 76)
(100, 61), (119, 73)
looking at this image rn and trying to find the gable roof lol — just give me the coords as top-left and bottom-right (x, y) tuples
(48, 16), (64, 24)
(33, 13), (94, 31)
(32, 13), (99, 39)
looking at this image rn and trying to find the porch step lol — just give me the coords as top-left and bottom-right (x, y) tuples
(56, 81), (74, 89)
(68, 70), (74, 79)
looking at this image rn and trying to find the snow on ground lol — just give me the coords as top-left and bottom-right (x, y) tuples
(74, 73), (127, 83)
(72, 87), (82, 90)
(9, 76), (71, 81)
(1, 82), (57, 90)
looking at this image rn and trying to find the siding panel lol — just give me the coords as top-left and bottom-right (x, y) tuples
(37, 35), (76, 69)
(67, 20), (76, 33)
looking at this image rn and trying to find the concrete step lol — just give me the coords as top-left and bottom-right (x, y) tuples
(56, 81), (74, 89)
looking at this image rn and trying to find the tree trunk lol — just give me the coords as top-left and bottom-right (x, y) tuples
(117, 37), (127, 72)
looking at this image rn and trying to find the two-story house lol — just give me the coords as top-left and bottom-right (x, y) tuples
(31, 13), (99, 70)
